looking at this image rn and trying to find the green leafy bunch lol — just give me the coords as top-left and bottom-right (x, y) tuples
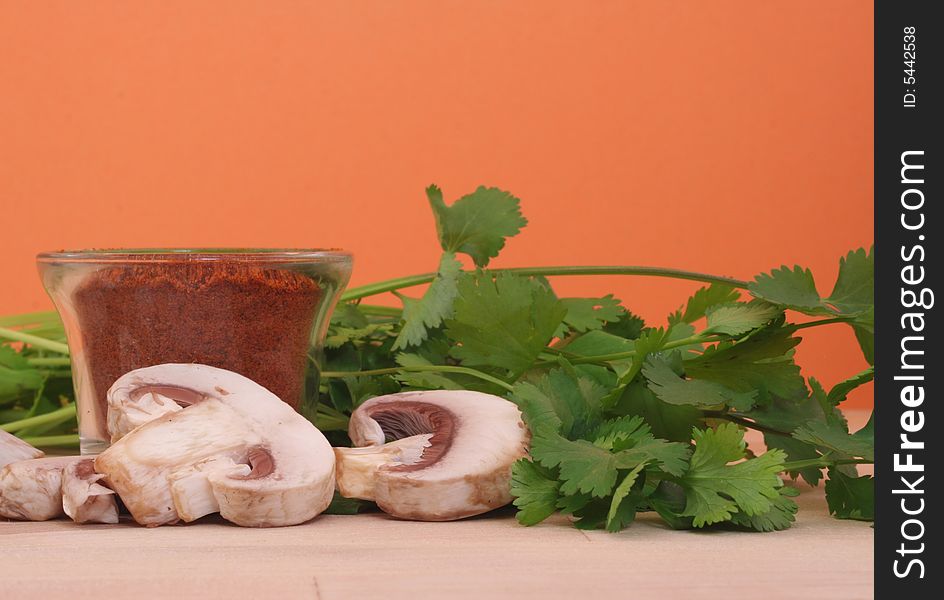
(0, 184), (874, 528)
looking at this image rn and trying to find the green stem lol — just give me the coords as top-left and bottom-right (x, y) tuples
(342, 266), (750, 301)
(788, 317), (856, 331)
(539, 333), (724, 367)
(20, 434), (79, 447)
(714, 414), (793, 437)
(1, 404), (76, 433)
(0, 326), (70, 355)
(781, 457), (872, 471)
(357, 304), (403, 317)
(321, 365), (515, 393)
(26, 357), (73, 367)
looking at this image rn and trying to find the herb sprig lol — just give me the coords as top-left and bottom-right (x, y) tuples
(0, 184), (874, 530)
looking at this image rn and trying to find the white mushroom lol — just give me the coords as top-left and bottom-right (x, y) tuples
(62, 458), (119, 524)
(95, 364), (335, 527)
(0, 456), (84, 521)
(1, 429), (44, 469)
(334, 390), (530, 521)
(106, 381), (186, 443)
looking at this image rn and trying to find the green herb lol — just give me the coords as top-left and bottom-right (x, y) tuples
(0, 183), (874, 531)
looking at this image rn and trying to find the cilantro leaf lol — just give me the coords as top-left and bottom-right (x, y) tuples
(602, 309), (645, 339)
(793, 415), (874, 461)
(824, 468), (874, 520)
(530, 434), (620, 497)
(643, 355), (757, 410)
(764, 433), (823, 486)
(606, 464), (646, 532)
(703, 302), (782, 336)
(679, 423), (787, 527)
(670, 283), (741, 324)
(530, 415), (688, 496)
(393, 252), (462, 349)
(446, 272), (566, 376)
(828, 367), (874, 406)
(825, 247), (874, 315)
(748, 265), (832, 314)
(611, 380), (703, 442)
(510, 368), (607, 439)
(559, 295), (624, 333)
(427, 184), (527, 267)
(852, 312), (874, 365)
(590, 415), (691, 476)
(394, 353), (463, 390)
(324, 492), (374, 515)
(729, 487), (799, 532)
(511, 459), (561, 526)
(563, 330), (634, 358)
(684, 325), (808, 404)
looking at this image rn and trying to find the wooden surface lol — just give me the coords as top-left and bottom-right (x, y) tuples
(1, 414), (874, 600)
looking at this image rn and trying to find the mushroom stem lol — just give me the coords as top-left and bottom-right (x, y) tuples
(335, 435), (432, 501)
(62, 458), (119, 524)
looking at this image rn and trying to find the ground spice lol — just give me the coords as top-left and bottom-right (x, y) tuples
(71, 260), (322, 436)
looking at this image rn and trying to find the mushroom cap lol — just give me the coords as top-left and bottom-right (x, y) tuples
(0, 456), (84, 521)
(62, 458), (119, 524)
(1, 429), (44, 469)
(95, 364), (335, 527)
(335, 390), (530, 521)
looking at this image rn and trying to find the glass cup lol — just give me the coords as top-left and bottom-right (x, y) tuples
(37, 249), (353, 455)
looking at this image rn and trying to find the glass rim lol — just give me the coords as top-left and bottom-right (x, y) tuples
(37, 248), (353, 264)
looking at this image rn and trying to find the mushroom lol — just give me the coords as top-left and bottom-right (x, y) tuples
(94, 364), (336, 527)
(334, 390), (530, 521)
(106, 381), (186, 443)
(1, 429), (43, 469)
(62, 458), (119, 524)
(0, 456), (84, 521)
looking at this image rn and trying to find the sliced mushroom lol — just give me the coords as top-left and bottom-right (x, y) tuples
(334, 390), (530, 521)
(106, 381), (188, 443)
(95, 364), (335, 527)
(1, 429), (43, 469)
(62, 458), (119, 524)
(0, 456), (84, 521)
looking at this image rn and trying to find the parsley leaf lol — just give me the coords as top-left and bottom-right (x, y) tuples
(679, 423), (787, 527)
(427, 184), (527, 267)
(446, 272), (566, 377)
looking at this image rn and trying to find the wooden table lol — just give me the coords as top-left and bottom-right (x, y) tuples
(1, 414), (874, 600)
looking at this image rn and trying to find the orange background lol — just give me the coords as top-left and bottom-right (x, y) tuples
(0, 1), (873, 407)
